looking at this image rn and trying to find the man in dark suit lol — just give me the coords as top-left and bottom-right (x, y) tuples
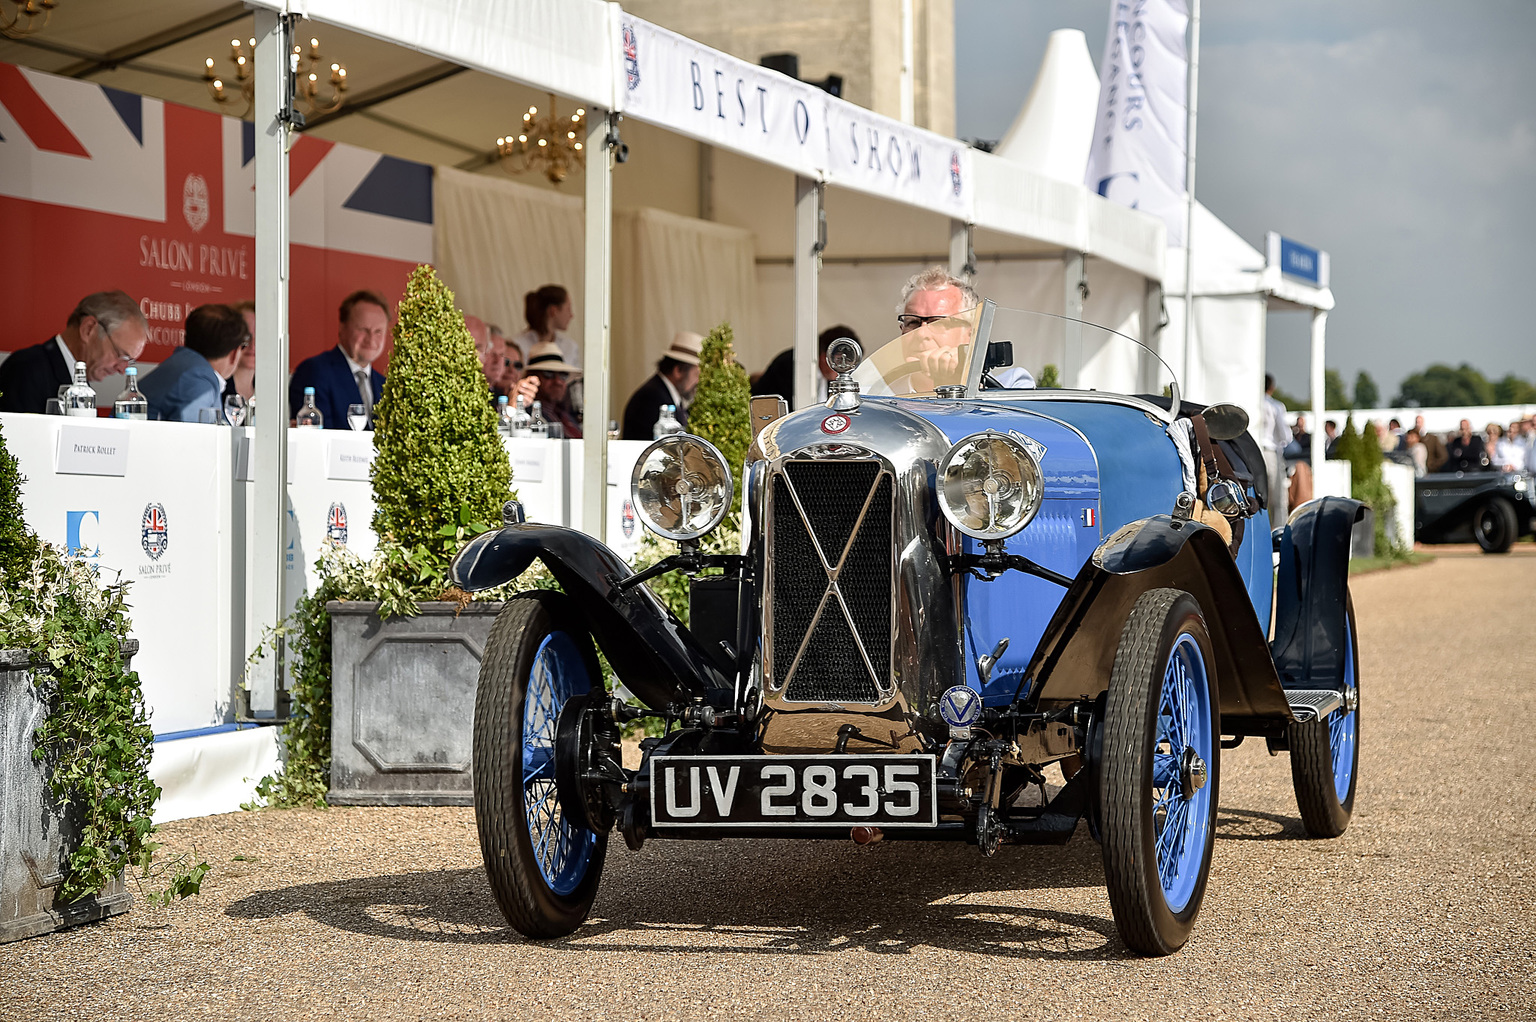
(0, 290), (148, 414)
(622, 331), (701, 440)
(139, 304), (248, 422)
(751, 325), (849, 407)
(288, 290), (390, 429)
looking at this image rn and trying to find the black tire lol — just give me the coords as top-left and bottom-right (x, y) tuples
(1474, 499), (1517, 554)
(1099, 589), (1221, 957)
(1288, 597), (1360, 838)
(473, 592), (607, 938)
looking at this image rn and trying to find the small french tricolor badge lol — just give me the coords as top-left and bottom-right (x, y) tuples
(1082, 508), (1097, 527)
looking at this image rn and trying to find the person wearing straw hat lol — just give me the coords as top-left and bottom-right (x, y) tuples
(525, 339), (583, 438)
(622, 331), (702, 441)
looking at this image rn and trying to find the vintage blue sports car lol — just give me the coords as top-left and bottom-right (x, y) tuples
(451, 304), (1364, 956)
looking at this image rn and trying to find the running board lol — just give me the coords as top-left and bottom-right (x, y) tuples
(1286, 688), (1344, 723)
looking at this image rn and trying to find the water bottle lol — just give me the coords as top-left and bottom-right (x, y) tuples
(653, 403), (682, 439)
(295, 386), (324, 428)
(529, 401), (549, 439)
(511, 395), (532, 438)
(496, 394), (511, 435)
(64, 361), (97, 417)
(113, 366), (148, 420)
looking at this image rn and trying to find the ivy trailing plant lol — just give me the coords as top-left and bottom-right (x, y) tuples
(0, 419), (204, 905)
(1335, 414), (1406, 563)
(249, 265), (516, 808)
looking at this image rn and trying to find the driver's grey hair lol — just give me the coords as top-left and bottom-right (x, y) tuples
(897, 267), (977, 314)
(66, 290), (147, 333)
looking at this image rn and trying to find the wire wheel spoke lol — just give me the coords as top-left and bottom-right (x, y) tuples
(521, 630), (595, 896)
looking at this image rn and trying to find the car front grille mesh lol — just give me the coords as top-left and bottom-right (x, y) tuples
(770, 460), (892, 704)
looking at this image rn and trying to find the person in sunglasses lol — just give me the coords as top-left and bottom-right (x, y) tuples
(0, 289), (148, 414)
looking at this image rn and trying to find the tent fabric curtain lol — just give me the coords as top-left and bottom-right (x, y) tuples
(432, 167), (757, 409)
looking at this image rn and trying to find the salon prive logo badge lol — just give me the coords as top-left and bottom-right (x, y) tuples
(182, 173), (210, 233)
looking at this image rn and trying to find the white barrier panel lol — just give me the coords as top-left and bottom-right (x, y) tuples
(1313, 460), (1352, 501)
(149, 726), (281, 824)
(1380, 462), (1416, 550)
(566, 439), (650, 565)
(1, 413), (236, 735)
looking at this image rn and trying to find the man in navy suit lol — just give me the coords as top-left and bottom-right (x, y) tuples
(0, 290), (148, 414)
(288, 290), (389, 429)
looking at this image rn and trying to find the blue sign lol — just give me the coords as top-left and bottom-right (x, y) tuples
(1267, 232), (1328, 287)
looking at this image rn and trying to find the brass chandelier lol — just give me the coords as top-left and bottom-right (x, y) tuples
(1, 0), (58, 39)
(203, 34), (348, 119)
(496, 94), (586, 185)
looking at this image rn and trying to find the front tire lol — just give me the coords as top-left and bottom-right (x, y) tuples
(1288, 598), (1360, 837)
(1099, 589), (1220, 956)
(473, 592), (607, 938)
(1474, 499), (1517, 553)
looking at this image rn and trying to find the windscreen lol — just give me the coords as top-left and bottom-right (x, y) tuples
(851, 305), (984, 397)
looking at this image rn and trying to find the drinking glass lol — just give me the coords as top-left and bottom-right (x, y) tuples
(224, 393), (247, 427)
(347, 403), (369, 431)
(197, 407), (221, 424)
(45, 398), (63, 415)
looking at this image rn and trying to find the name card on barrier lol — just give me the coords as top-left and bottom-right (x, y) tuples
(510, 445), (546, 483)
(55, 424), (129, 476)
(327, 434), (375, 480)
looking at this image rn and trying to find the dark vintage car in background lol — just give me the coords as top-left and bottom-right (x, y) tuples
(1414, 467), (1534, 553)
(450, 305), (1365, 956)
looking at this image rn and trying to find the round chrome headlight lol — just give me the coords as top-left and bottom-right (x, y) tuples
(937, 431), (1044, 540)
(631, 434), (733, 542)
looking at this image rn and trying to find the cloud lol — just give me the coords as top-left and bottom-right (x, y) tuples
(956, 0), (1536, 396)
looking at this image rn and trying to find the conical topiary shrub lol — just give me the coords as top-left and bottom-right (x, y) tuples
(686, 322), (751, 513)
(0, 417), (39, 580)
(370, 264), (511, 555)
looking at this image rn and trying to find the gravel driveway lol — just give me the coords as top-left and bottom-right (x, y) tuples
(5, 546), (1533, 1021)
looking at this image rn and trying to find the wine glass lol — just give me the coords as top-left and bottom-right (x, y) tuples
(224, 393), (247, 427)
(347, 403), (369, 431)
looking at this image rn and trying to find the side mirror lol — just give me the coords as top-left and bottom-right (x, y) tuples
(1202, 403), (1250, 441)
(750, 395), (788, 438)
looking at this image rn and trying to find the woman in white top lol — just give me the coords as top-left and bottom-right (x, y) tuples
(1489, 422), (1522, 472)
(514, 285), (580, 414)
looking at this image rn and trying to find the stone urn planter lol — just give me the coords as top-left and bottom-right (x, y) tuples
(1, 643), (137, 943)
(327, 601), (502, 806)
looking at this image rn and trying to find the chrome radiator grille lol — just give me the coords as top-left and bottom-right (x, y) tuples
(768, 460), (893, 704)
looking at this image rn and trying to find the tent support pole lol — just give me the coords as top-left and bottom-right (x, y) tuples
(793, 176), (821, 409)
(250, 7), (290, 715)
(582, 109), (614, 541)
(1310, 308), (1327, 483)
(1143, 278), (1164, 394)
(1181, 0), (1201, 386)
(948, 219), (974, 282)
(1062, 251), (1085, 388)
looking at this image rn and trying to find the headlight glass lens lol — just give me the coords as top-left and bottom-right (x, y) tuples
(938, 432), (1044, 540)
(631, 434), (733, 541)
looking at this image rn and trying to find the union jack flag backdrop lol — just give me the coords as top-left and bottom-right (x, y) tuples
(0, 61), (434, 368)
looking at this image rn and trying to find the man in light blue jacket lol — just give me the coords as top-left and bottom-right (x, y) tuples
(139, 304), (248, 422)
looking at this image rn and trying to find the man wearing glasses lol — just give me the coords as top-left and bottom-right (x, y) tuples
(0, 290), (148, 414)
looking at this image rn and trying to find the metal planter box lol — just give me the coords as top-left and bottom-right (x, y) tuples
(1, 643), (137, 943)
(327, 601), (501, 806)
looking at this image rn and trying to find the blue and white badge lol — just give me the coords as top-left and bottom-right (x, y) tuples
(938, 685), (983, 738)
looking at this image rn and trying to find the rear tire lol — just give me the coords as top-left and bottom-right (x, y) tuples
(1474, 499), (1517, 553)
(1099, 589), (1220, 956)
(473, 592), (607, 938)
(1289, 598), (1360, 838)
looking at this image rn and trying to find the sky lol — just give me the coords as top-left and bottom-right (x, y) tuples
(955, 0), (1535, 401)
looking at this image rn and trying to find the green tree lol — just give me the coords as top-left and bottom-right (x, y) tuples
(0, 417), (38, 579)
(1392, 363), (1495, 407)
(1493, 373), (1536, 405)
(370, 265), (511, 558)
(686, 322), (752, 513)
(1037, 363), (1061, 388)
(1324, 368), (1352, 410)
(1353, 371), (1380, 410)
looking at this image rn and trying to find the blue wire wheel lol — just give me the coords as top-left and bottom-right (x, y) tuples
(1328, 616), (1358, 803)
(474, 594), (608, 938)
(1100, 589), (1221, 956)
(1289, 598), (1360, 838)
(522, 632), (598, 896)
(1151, 632), (1215, 914)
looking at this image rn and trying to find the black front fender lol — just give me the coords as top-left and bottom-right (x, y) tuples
(1272, 496), (1364, 688)
(1027, 515), (1295, 733)
(450, 524), (729, 709)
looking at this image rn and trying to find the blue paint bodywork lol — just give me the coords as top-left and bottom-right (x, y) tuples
(881, 395), (1273, 704)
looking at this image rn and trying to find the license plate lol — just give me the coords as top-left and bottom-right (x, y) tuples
(649, 755), (938, 828)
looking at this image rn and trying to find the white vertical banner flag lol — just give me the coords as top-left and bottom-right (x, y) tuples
(1083, 0), (1191, 246)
